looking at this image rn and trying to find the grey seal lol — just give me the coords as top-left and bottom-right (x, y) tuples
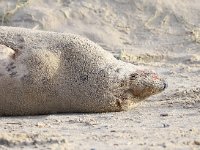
(0, 26), (167, 116)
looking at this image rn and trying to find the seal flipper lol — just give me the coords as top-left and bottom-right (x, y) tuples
(21, 49), (60, 85)
(0, 44), (16, 77)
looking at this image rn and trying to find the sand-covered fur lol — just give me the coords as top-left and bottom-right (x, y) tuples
(0, 26), (166, 116)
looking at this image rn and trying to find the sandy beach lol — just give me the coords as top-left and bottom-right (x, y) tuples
(0, 0), (200, 149)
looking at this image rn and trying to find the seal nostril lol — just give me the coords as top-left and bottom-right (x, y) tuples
(163, 82), (168, 89)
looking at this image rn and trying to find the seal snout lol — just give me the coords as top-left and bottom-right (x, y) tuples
(126, 69), (167, 99)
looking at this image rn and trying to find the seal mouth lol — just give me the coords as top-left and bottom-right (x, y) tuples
(129, 88), (155, 99)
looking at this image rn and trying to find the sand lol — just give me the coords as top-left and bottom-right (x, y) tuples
(0, 0), (199, 149)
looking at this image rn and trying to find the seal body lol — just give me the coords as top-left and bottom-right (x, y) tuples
(0, 26), (167, 116)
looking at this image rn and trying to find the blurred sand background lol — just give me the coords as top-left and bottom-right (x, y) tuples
(0, 0), (200, 149)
